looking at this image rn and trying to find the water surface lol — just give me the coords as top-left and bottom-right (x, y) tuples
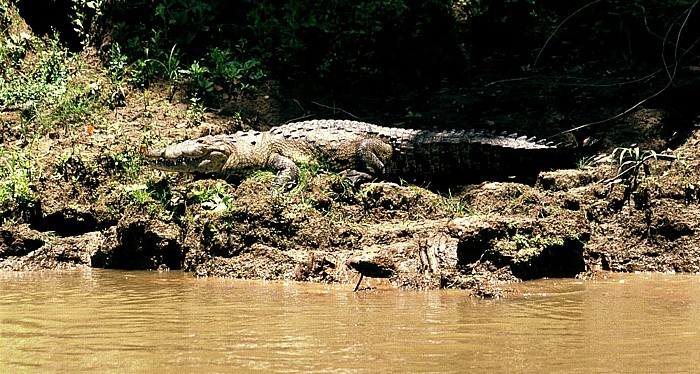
(1, 270), (699, 372)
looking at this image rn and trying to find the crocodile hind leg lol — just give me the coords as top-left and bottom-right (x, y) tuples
(331, 139), (393, 187)
(356, 138), (393, 175)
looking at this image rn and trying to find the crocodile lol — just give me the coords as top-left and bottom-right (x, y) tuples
(144, 119), (568, 188)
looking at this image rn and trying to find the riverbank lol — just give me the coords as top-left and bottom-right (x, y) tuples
(2, 1), (700, 297)
(2, 79), (699, 296)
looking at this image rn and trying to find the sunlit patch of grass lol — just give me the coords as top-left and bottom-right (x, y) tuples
(0, 146), (41, 216)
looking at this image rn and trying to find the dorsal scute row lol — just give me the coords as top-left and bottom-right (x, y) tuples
(266, 119), (554, 150)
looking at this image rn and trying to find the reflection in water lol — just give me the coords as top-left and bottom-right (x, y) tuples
(1, 270), (700, 372)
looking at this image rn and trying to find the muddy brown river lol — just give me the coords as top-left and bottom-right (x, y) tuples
(1, 270), (699, 372)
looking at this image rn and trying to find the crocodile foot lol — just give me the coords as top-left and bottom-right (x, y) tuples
(338, 169), (374, 187)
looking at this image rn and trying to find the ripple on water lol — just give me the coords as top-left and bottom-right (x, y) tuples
(2, 270), (700, 372)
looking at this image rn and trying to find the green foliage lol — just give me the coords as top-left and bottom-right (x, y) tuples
(124, 183), (151, 204)
(106, 0), (455, 92)
(604, 147), (680, 208)
(455, 0), (538, 20)
(185, 96), (205, 127)
(55, 150), (101, 188)
(181, 60), (212, 96)
(107, 0), (264, 97)
(494, 232), (564, 263)
(0, 24), (111, 135)
(148, 44), (182, 99)
(439, 189), (472, 217)
(607, 147), (660, 188)
(105, 151), (143, 180)
(576, 155), (597, 170)
(70, 0), (106, 46)
(43, 81), (107, 132)
(208, 47), (264, 91)
(191, 182), (233, 212)
(0, 34), (72, 113)
(242, 0), (451, 81)
(0, 147), (40, 212)
(106, 42), (128, 85)
(153, 0), (214, 45)
(124, 180), (178, 218)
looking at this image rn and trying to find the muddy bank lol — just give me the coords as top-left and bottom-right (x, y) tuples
(2, 124), (700, 296)
(2, 62), (699, 297)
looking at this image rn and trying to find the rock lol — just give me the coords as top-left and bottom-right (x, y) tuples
(536, 169), (594, 191)
(346, 250), (396, 278)
(92, 218), (182, 270)
(0, 223), (44, 258)
(194, 243), (297, 280)
(448, 214), (588, 279)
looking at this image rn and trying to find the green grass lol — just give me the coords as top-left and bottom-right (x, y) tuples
(438, 189), (473, 217)
(0, 35), (71, 112)
(0, 147), (40, 213)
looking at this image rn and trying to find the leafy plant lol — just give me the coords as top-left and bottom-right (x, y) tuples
(576, 155), (597, 169)
(186, 96), (205, 127)
(209, 47), (265, 92)
(70, 0), (106, 46)
(148, 44), (182, 100)
(105, 151), (143, 180)
(192, 182), (233, 212)
(181, 60), (213, 96)
(603, 147), (679, 207)
(0, 34), (71, 113)
(605, 147), (660, 187)
(0, 147), (40, 212)
(124, 183), (151, 204)
(106, 42), (128, 85)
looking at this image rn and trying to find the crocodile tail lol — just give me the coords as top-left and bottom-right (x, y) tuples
(385, 129), (571, 183)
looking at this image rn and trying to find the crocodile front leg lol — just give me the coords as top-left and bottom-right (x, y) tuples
(268, 153), (300, 190)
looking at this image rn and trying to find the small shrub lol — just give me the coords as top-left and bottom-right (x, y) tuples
(0, 147), (40, 213)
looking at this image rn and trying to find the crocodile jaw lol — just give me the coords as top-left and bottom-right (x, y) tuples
(145, 141), (229, 174)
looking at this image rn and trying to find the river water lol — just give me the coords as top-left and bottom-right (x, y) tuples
(1, 270), (699, 373)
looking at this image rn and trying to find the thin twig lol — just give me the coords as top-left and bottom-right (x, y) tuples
(310, 101), (360, 119)
(548, 0), (699, 140)
(533, 0), (603, 68)
(292, 99), (305, 113)
(353, 273), (364, 292)
(546, 82), (671, 139)
(484, 76), (541, 87)
(559, 70), (661, 87)
(285, 114), (315, 123)
(641, 4), (700, 60)
(662, 1), (698, 82)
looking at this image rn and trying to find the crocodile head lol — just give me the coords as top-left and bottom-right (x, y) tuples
(144, 136), (232, 174)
